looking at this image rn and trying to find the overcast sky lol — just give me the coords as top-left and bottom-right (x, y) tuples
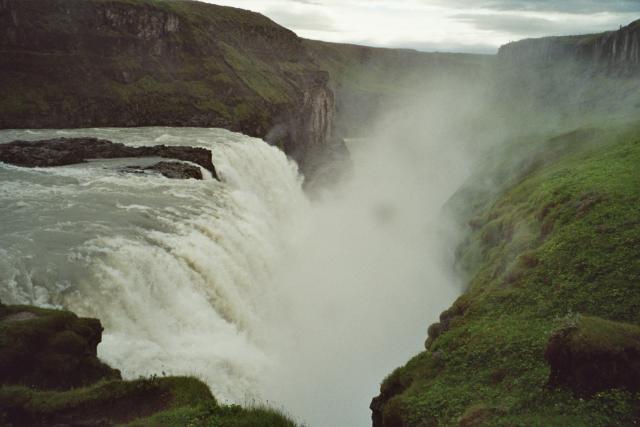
(206, 0), (640, 53)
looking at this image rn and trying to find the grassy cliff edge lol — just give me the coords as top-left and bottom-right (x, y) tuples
(371, 123), (640, 426)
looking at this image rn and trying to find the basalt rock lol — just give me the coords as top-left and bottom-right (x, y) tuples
(143, 161), (203, 180)
(0, 137), (218, 179)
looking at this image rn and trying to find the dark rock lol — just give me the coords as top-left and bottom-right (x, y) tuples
(545, 315), (640, 397)
(144, 161), (203, 180)
(124, 161), (204, 180)
(0, 137), (218, 180)
(0, 303), (121, 390)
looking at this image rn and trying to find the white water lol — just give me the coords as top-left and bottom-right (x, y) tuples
(0, 122), (470, 426)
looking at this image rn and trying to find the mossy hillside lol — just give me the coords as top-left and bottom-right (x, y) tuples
(125, 401), (300, 427)
(0, 304), (120, 390)
(0, 302), (299, 427)
(0, 378), (299, 427)
(374, 125), (640, 426)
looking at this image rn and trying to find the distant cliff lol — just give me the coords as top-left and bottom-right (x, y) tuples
(498, 19), (640, 71)
(0, 0), (335, 175)
(304, 40), (491, 138)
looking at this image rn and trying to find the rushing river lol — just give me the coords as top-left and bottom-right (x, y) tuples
(0, 126), (465, 426)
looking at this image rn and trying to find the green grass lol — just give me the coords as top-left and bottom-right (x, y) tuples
(0, 301), (300, 427)
(376, 123), (640, 426)
(0, 377), (299, 427)
(125, 402), (300, 427)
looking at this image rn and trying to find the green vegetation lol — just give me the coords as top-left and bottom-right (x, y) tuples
(375, 123), (640, 426)
(0, 302), (298, 427)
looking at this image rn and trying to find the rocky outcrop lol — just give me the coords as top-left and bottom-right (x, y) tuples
(0, 137), (218, 179)
(0, 302), (296, 427)
(0, 0), (337, 177)
(142, 161), (203, 180)
(0, 302), (120, 390)
(546, 315), (640, 397)
(498, 19), (640, 71)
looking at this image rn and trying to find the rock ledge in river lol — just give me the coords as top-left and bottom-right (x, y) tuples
(0, 137), (218, 180)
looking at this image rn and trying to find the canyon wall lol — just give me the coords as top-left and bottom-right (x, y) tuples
(0, 0), (335, 175)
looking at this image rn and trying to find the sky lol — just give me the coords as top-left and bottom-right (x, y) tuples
(206, 0), (640, 53)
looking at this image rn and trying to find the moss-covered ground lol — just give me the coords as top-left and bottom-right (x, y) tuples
(376, 122), (640, 426)
(0, 302), (298, 427)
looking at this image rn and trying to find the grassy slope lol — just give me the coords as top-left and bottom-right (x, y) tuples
(0, 303), (298, 427)
(376, 123), (640, 426)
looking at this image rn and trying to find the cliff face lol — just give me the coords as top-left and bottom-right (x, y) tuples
(498, 19), (640, 70)
(0, 0), (335, 175)
(492, 19), (640, 134)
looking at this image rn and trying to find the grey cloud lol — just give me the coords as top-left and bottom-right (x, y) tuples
(265, 8), (338, 32)
(455, 12), (632, 38)
(433, 0), (640, 13)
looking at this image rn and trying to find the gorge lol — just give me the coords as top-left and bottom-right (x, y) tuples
(2, 1), (640, 426)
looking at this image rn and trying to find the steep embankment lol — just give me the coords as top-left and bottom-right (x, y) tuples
(370, 122), (640, 426)
(0, 302), (298, 427)
(0, 0), (335, 174)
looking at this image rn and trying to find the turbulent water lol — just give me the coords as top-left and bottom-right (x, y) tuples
(0, 128), (308, 397)
(0, 125), (466, 426)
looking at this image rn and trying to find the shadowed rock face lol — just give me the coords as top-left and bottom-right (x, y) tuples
(545, 316), (640, 397)
(0, 303), (121, 390)
(0, 137), (218, 179)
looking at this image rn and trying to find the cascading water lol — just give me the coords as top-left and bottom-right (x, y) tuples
(0, 127), (309, 403)
(0, 109), (473, 426)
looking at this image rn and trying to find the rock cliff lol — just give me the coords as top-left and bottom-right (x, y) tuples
(0, 0), (335, 176)
(498, 19), (640, 71)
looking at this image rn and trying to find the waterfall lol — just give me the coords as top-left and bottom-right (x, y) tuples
(0, 127), (309, 402)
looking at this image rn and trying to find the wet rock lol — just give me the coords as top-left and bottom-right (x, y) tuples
(124, 161), (204, 180)
(0, 137), (218, 179)
(143, 161), (203, 180)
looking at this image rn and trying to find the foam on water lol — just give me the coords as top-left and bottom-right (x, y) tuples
(0, 127), (308, 402)
(0, 125), (466, 427)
